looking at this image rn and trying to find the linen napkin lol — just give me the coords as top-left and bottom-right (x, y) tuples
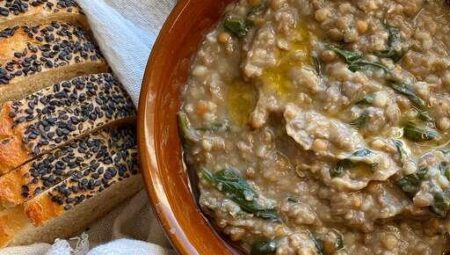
(0, 0), (176, 254)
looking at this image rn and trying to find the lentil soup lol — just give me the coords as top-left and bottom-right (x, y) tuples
(179, 0), (450, 254)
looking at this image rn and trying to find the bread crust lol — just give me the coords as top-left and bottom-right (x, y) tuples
(0, 127), (137, 208)
(0, 146), (140, 247)
(0, 104), (29, 172)
(0, 0), (88, 31)
(0, 164), (28, 209)
(25, 195), (62, 226)
(0, 73), (136, 176)
(0, 206), (28, 247)
(24, 146), (139, 226)
(0, 174), (143, 247)
(0, 22), (108, 104)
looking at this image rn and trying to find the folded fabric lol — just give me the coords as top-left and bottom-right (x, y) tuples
(87, 239), (175, 255)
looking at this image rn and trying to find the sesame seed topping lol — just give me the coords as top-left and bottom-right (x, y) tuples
(10, 127), (137, 202)
(5, 73), (135, 158)
(47, 146), (138, 209)
(0, 22), (103, 86)
(0, 0), (79, 18)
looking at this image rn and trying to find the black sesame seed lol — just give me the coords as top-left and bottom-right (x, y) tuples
(0, 7), (9, 17)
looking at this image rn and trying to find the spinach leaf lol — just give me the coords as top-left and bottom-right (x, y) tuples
(348, 60), (390, 73)
(352, 148), (374, 157)
(311, 234), (324, 255)
(377, 25), (406, 63)
(390, 83), (426, 109)
(328, 46), (362, 63)
(251, 240), (278, 255)
(330, 159), (352, 177)
(403, 122), (439, 142)
(287, 197), (299, 203)
(349, 112), (369, 129)
(441, 148), (450, 155)
(178, 111), (201, 143)
(334, 231), (345, 251)
(328, 46), (389, 73)
(440, 162), (450, 180)
(432, 190), (450, 217)
(377, 48), (406, 63)
(330, 149), (375, 177)
(312, 56), (324, 77)
(388, 82), (432, 122)
(396, 168), (428, 196)
(355, 94), (375, 105)
(224, 17), (250, 38)
(392, 139), (407, 160)
(202, 168), (279, 220)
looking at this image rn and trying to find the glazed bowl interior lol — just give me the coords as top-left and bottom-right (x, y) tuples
(137, 0), (238, 254)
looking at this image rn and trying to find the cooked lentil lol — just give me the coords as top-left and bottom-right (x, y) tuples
(180, 0), (450, 254)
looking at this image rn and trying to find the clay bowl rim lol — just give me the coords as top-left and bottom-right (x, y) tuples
(137, 0), (238, 254)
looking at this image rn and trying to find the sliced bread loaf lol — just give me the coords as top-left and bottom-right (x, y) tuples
(0, 126), (136, 209)
(0, 146), (142, 247)
(0, 0), (87, 31)
(0, 22), (108, 103)
(0, 73), (135, 176)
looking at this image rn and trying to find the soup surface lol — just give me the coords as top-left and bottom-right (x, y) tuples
(179, 0), (450, 254)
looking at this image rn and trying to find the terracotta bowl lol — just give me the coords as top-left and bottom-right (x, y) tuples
(137, 0), (239, 254)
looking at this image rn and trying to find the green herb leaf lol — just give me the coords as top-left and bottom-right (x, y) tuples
(328, 46), (362, 63)
(390, 82), (427, 110)
(376, 25), (406, 63)
(287, 197), (299, 203)
(397, 168), (428, 196)
(328, 46), (389, 73)
(178, 111), (201, 143)
(201, 168), (279, 220)
(251, 240), (277, 255)
(355, 94), (375, 105)
(349, 113), (369, 129)
(330, 149), (376, 178)
(311, 234), (324, 255)
(312, 56), (324, 77)
(392, 139), (407, 160)
(403, 122), (439, 142)
(334, 231), (345, 251)
(441, 148), (450, 155)
(348, 59), (390, 73)
(377, 48), (406, 63)
(224, 17), (250, 38)
(432, 191), (450, 217)
(330, 159), (351, 178)
(440, 162), (450, 180)
(388, 82), (432, 122)
(352, 148), (374, 157)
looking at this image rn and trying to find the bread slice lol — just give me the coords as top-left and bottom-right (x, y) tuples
(0, 147), (142, 247)
(0, 22), (108, 104)
(0, 126), (136, 209)
(0, 0), (88, 31)
(0, 73), (135, 176)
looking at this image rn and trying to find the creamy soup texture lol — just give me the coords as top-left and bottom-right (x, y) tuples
(179, 0), (450, 254)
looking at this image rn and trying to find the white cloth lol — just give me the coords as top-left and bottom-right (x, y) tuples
(0, 0), (176, 254)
